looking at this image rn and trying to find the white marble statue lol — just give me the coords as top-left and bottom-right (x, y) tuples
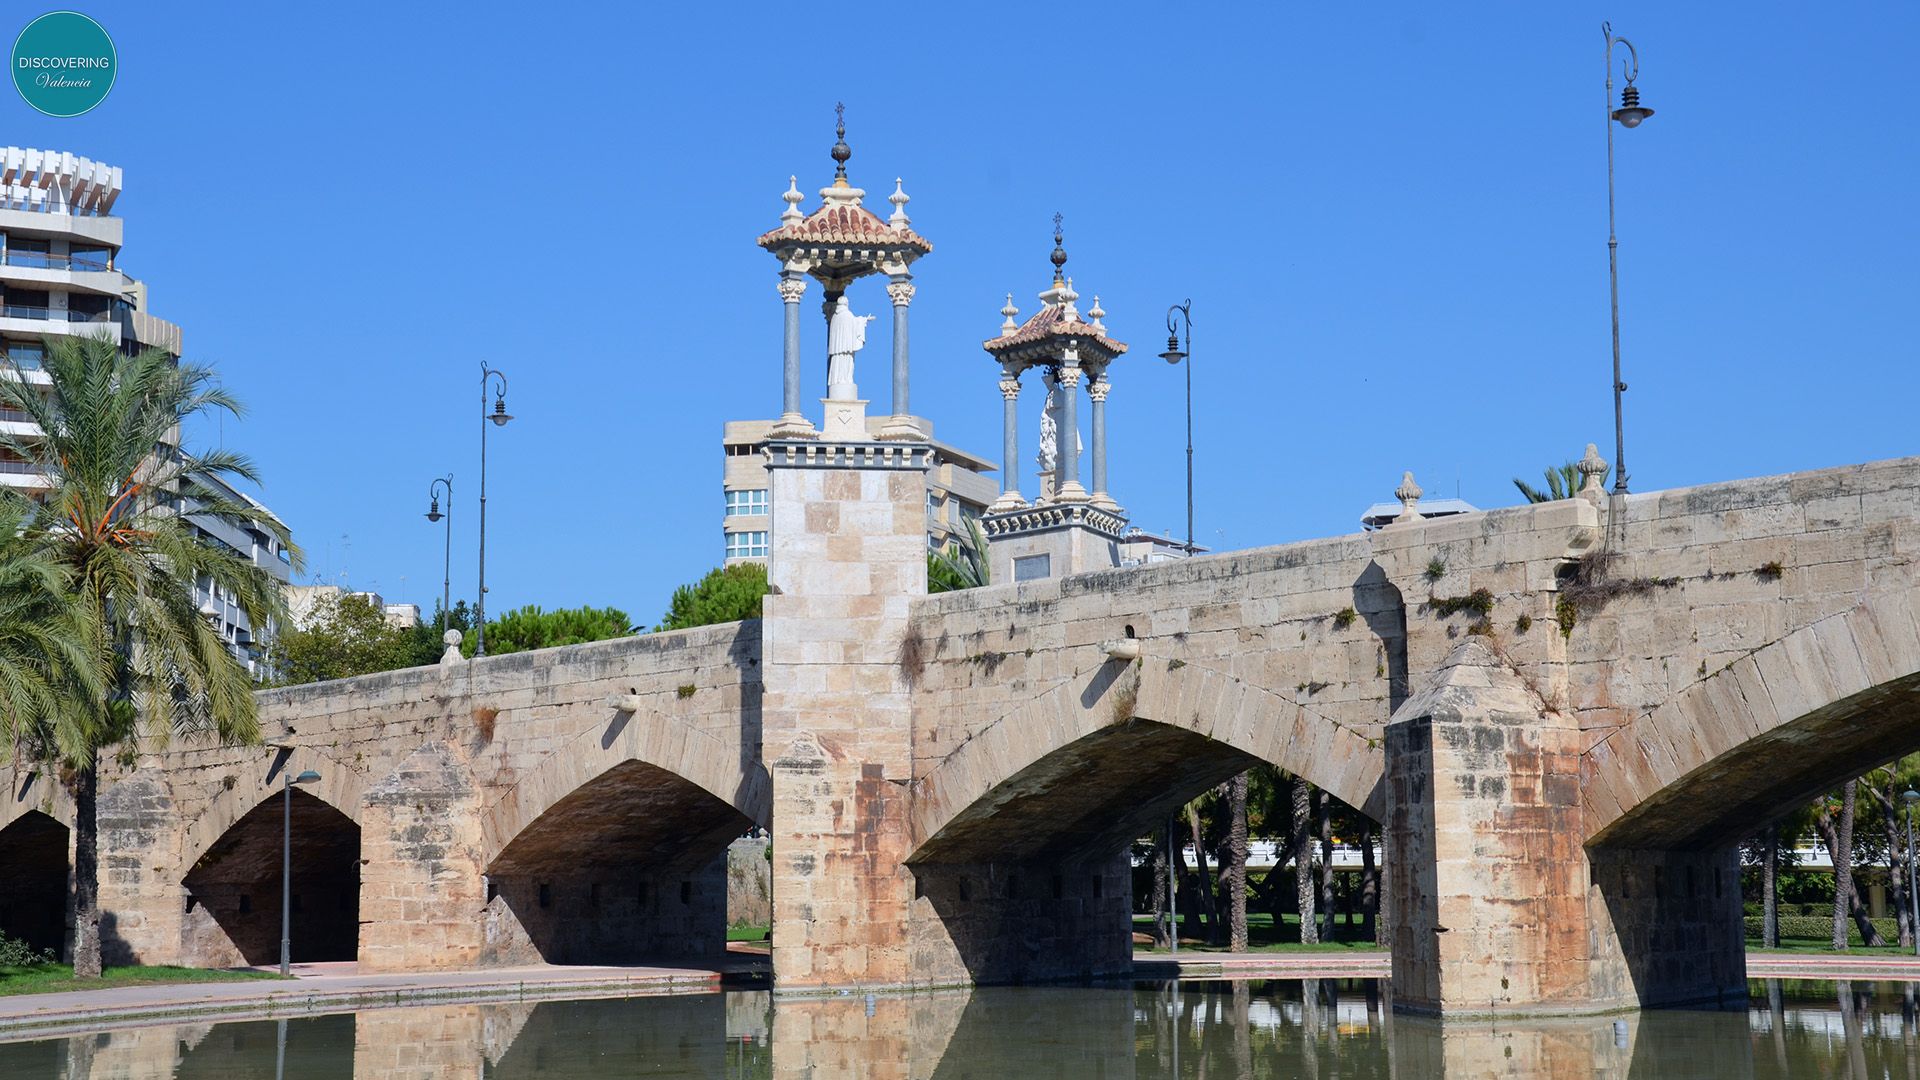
(826, 296), (875, 402)
(1034, 372), (1081, 500)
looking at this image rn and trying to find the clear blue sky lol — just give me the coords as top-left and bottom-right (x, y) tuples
(11, 3), (1917, 623)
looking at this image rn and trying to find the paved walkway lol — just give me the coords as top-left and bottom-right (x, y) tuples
(0, 955), (767, 1039)
(1133, 950), (1391, 980)
(1747, 952), (1920, 980)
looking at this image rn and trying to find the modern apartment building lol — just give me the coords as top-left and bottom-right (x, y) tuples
(1, 147), (291, 675)
(721, 416), (998, 565)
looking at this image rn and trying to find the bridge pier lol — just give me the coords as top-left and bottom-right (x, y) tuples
(1386, 639), (1745, 1016)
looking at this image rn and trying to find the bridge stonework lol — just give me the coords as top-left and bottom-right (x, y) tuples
(5, 454), (1918, 1015)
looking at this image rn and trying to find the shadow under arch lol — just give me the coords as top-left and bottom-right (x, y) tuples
(182, 786), (361, 965)
(0, 809), (68, 956)
(477, 705), (769, 965)
(178, 746), (365, 874)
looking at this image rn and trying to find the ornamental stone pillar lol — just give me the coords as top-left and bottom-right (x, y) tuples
(879, 272), (920, 440)
(991, 370), (1024, 512)
(1088, 376), (1114, 509)
(770, 272), (814, 438)
(1053, 360), (1088, 502)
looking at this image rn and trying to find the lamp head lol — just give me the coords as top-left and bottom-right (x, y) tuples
(292, 770), (322, 785)
(1611, 84), (1653, 128)
(426, 498), (443, 523)
(1159, 333), (1186, 365)
(489, 398), (513, 426)
(1904, 789), (1919, 805)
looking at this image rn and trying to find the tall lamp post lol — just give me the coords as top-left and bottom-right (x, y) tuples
(269, 750), (322, 977)
(1158, 300), (1194, 555)
(476, 366), (512, 657)
(1904, 788), (1919, 957)
(1603, 22), (1654, 495)
(425, 475), (453, 635)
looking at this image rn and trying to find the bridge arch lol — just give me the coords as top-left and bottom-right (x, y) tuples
(1586, 584), (1920, 850)
(910, 655), (1384, 864)
(0, 809), (69, 956)
(476, 704), (768, 965)
(179, 751), (365, 966)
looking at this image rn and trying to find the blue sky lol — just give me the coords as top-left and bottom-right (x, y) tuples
(10, 3), (1917, 623)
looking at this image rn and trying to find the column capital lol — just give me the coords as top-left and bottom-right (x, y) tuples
(1056, 364), (1083, 389)
(998, 377), (1021, 401)
(776, 275), (808, 304)
(886, 280), (916, 307)
(1086, 379), (1111, 403)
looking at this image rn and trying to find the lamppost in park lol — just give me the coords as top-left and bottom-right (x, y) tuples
(1603, 21), (1655, 495)
(264, 749), (321, 977)
(1158, 300), (1195, 555)
(476, 366), (513, 657)
(424, 475), (453, 634)
(1905, 788), (1919, 957)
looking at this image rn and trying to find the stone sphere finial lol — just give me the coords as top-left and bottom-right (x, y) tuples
(1393, 471), (1424, 524)
(439, 628), (466, 667)
(831, 102), (851, 178)
(1050, 212), (1068, 280)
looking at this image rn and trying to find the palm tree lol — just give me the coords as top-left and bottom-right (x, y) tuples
(1512, 460), (1610, 503)
(0, 334), (297, 977)
(0, 499), (102, 771)
(928, 519), (990, 593)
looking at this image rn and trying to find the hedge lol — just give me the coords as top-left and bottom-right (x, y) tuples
(1745, 915), (1900, 942)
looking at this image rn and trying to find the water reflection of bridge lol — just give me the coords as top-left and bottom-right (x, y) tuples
(4, 979), (1920, 1077)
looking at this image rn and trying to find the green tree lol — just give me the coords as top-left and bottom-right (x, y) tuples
(478, 604), (634, 655)
(1512, 460), (1609, 503)
(929, 520), (991, 594)
(656, 563), (769, 631)
(274, 592), (414, 684)
(0, 500), (100, 747)
(404, 599), (475, 666)
(0, 333), (297, 978)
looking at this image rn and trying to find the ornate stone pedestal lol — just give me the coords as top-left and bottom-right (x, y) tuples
(820, 398), (868, 442)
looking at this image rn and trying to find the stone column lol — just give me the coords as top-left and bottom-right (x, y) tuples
(1053, 359), (1088, 502)
(1087, 375), (1112, 508)
(989, 370), (1024, 512)
(879, 274), (920, 440)
(763, 440), (929, 991)
(770, 272), (814, 438)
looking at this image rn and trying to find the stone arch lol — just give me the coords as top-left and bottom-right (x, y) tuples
(179, 747), (365, 873)
(480, 708), (769, 868)
(0, 769), (72, 835)
(0, 808), (69, 955)
(1586, 584), (1920, 849)
(909, 655), (1385, 863)
(474, 707), (768, 966)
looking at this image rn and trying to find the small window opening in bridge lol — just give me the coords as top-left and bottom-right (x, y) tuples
(590, 883), (601, 909)
(958, 878), (971, 901)
(1007, 874), (1020, 899)
(1715, 868), (1723, 898)
(914, 877), (924, 901)
(185, 895), (198, 914)
(1124, 625), (1135, 639)
(680, 880), (692, 905)
(538, 883), (552, 909)
(239, 894), (251, 915)
(486, 880), (499, 903)
(1686, 867), (1696, 898)
(1653, 867), (1664, 899)
(1092, 875), (1103, 899)
(1051, 875), (1064, 900)
(637, 881), (649, 905)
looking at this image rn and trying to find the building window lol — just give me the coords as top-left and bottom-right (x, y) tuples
(1014, 554), (1051, 582)
(4, 343), (44, 369)
(725, 489), (768, 517)
(726, 531), (769, 559)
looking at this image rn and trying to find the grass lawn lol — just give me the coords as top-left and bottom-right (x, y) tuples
(727, 925), (770, 943)
(0, 963), (286, 997)
(1131, 912), (1382, 953)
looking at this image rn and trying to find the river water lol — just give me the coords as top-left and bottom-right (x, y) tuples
(1, 978), (1915, 1077)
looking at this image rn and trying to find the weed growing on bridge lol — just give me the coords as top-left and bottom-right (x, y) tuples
(676, 684), (697, 699)
(1425, 558), (1448, 582)
(897, 627), (928, 685)
(1553, 551), (1681, 639)
(1332, 607), (1358, 630)
(1167, 658), (1186, 671)
(1514, 613), (1534, 634)
(1756, 560), (1784, 581)
(1426, 589), (1495, 620)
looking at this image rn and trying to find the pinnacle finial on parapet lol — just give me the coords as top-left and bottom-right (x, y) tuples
(440, 628), (465, 668)
(1001, 293), (1020, 335)
(1393, 471), (1424, 525)
(888, 177), (910, 228)
(831, 102), (851, 180)
(1087, 295), (1106, 329)
(1050, 212), (1068, 283)
(1577, 443), (1610, 503)
(781, 175), (804, 224)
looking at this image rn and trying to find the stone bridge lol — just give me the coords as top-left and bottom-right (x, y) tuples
(4, 451), (1918, 1016)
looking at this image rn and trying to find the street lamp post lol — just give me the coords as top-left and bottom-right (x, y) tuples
(476, 366), (512, 657)
(1603, 22), (1654, 495)
(1904, 789), (1919, 957)
(425, 475), (453, 635)
(272, 751), (321, 977)
(1158, 301), (1194, 555)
